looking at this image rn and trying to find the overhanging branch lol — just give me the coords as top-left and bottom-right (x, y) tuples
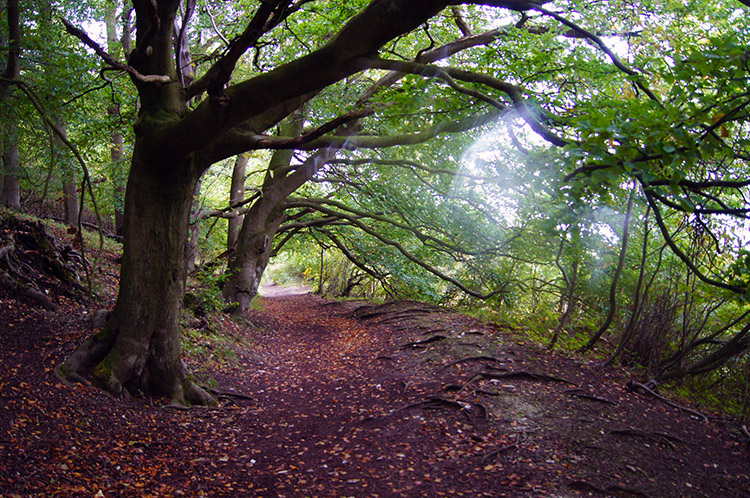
(247, 107), (374, 149)
(643, 189), (747, 295)
(288, 198), (507, 299)
(62, 18), (170, 84)
(531, 5), (660, 103)
(363, 57), (567, 146)
(251, 111), (502, 150)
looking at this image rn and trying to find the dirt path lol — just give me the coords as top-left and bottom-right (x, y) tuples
(1, 291), (749, 497)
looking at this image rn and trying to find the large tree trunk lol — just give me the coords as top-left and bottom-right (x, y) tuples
(58, 150), (214, 405)
(55, 120), (79, 227)
(222, 201), (285, 315)
(222, 113), (304, 315)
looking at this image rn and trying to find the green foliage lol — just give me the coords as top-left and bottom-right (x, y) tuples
(186, 266), (233, 314)
(181, 320), (242, 389)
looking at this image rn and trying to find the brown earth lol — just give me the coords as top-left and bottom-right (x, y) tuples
(0, 221), (749, 497)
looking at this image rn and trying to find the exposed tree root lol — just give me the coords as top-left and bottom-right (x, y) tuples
(349, 301), (447, 322)
(400, 335), (447, 349)
(609, 426), (695, 450)
(481, 434), (520, 463)
(484, 364), (510, 372)
(564, 388), (617, 406)
(627, 380), (709, 422)
(420, 327), (449, 336)
(0, 216), (90, 310)
(457, 342), (482, 349)
(439, 355), (507, 371)
(56, 326), (217, 407)
(0, 270), (59, 311)
(206, 387), (253, 401)
(471, 370), (574, 385)
(376, 355), (395, 361)
(390, 396), (487, 424)
(377, 314), (433, 326)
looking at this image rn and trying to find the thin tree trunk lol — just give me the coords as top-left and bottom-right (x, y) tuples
(62, 180), (79, 226)
(549, 241), (579, 350)
(1, 120), (21, 210)
(657, 322), (750, 382)
(227, 153), (248, 251)
(173, 0), (196, 88)
(581, 189), (635, 352)
(604, 207), (651, 366)
(53, 118), (79, 227)
(318, 245), (325, 295)
(111, 129), (126, 235)
(106, 1), (127, 235)
(185, 177), (202, 274)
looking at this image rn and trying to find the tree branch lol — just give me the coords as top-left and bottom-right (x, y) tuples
(531, 6), (660, 103)
(288, 198), (507, 299)
(61, 18), (171, 84)
(297, 197), (503, 257)
(363, 57), (567, 146)
(250, 111), (502, 151)
(186, 0), (314, 99)
(643, 189), (747, 295)
(318, 227), (391, 284)
(246, 107), (374, 149)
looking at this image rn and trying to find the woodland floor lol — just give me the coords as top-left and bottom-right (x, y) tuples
(1, 228), (750, 497)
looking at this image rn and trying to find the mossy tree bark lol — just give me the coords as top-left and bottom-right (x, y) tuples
(59, 140), (215, 405)
(58, 1), (216, 404)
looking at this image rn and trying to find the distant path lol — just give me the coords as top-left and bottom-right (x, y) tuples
(258, 281), (311, 297)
